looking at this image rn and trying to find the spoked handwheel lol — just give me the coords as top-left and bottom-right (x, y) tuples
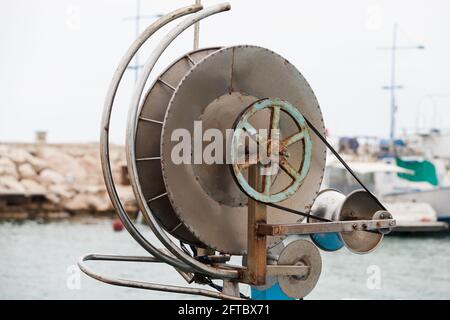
(231, 98), (312, 203)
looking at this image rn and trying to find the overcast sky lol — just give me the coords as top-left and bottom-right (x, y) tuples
(0, 0), (449, 143)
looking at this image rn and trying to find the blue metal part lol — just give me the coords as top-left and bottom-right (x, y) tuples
(310, 232), (344, 252)
(251, 283), (295, 300)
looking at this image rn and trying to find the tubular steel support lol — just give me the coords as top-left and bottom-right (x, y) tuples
(78, 254), (244, 300)
(100, 4), (204, 273)
(125, 3), (238, 280)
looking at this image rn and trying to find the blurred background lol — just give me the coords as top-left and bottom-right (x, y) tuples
(0, 0), (449, 299)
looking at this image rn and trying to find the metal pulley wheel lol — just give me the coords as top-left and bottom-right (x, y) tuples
(277, 239), (322, 299)
(231, 98), (312, 203)
(132, 45), (327, 254)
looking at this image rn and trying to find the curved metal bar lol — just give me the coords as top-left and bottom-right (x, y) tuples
(101, 4), (203, 272)
(126, 3), (239, 280)
(78, 254), (244, 300)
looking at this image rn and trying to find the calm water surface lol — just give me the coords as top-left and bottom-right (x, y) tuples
(0, 218), (449, 299)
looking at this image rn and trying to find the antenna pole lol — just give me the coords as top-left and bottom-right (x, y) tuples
(194, 0), (201, 49)
(389, 23), (398, 151)
(124, 0), (162, 83)
(379, 23), (425, 153)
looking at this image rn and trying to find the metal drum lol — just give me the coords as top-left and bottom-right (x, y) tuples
(159, 45), (327, 254)
(134, 47), (221, 246)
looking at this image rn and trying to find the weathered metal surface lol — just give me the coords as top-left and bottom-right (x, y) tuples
(135, 47), (220, 246)
(192, 92), (259, 207)
(231, 98), (312, 203)
(372, 210), (394, 234)
(222, 280), (241, 297)
(245, 165), (267, 286)
(266, 265), (310, 277)
(277, 239), (322, 299)
(308, 188), (345, 251)
(338, 189), (386, 254)
(242, 240), (285, 290)
(161, 45), (327, 254)
(257, 219), (395, 236)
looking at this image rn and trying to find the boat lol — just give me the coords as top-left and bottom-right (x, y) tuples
(323, 157), (449, 233)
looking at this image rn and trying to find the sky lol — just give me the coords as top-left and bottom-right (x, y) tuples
(0, 0), (449, 143)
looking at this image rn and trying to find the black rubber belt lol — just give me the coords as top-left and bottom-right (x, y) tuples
(262, 116), (387, 222)
(304, 117), (386, 211)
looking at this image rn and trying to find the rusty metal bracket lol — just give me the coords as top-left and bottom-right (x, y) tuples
(244, 165), (268, 285)
(266, 265), (310, 277)
(257, 219), (396, 237)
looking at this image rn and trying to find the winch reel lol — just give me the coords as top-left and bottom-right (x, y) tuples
(78, 2), (396, 300)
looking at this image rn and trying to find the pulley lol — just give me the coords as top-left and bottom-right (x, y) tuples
(309, 189), (393, 253)
(277, 239), (322, 299)
(231, 98), (313, 204)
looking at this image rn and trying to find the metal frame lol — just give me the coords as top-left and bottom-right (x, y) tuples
(257, 219), (396, 236)
(125, 2), (239, 280)
(84, 1), (398, 299)
(78, 254), (243, 300)
(100, 3), (204, 273)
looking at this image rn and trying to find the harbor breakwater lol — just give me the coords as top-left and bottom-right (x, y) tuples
(0, 142), (137, 219)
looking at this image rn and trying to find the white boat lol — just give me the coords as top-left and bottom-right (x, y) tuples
(323, 158), (449, 232)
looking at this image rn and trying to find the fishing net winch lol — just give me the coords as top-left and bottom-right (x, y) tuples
(78, 2), (395, 300)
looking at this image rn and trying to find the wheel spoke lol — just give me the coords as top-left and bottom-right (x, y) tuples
(263, 173), (272, 195)
(270, 106), (281, 131)
(242, 122), (267, 146)
(279, 158), (300, 180)
(282, 131), (305, 147)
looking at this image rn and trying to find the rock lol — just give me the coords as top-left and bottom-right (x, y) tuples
(87, 194), (112, 212)
(0, 143), (132, 215)
(21, 179), (47, 193)
(28, 156), (47, 173)
(38, 147), (87, 182)
(0, 157), (18, 178)
(0, 175), (26, 192)
(45, 193), (61, 205)
(76, 184), (105, 194)
(63, 194), (91, 211)
(17, 163), (37, 179)
(7, 149), (32, 164)
(0, 145), (10, 157)
(39, 169), (65, 185)
(48, 184), (74, 199)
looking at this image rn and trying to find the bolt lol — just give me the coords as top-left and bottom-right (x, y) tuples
(389, 221), (395, 226)
(352, 223), (358, 229)
(281, 150), (291, 158)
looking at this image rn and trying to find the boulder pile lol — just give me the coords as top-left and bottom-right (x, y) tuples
(0, 143), (137, 218)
